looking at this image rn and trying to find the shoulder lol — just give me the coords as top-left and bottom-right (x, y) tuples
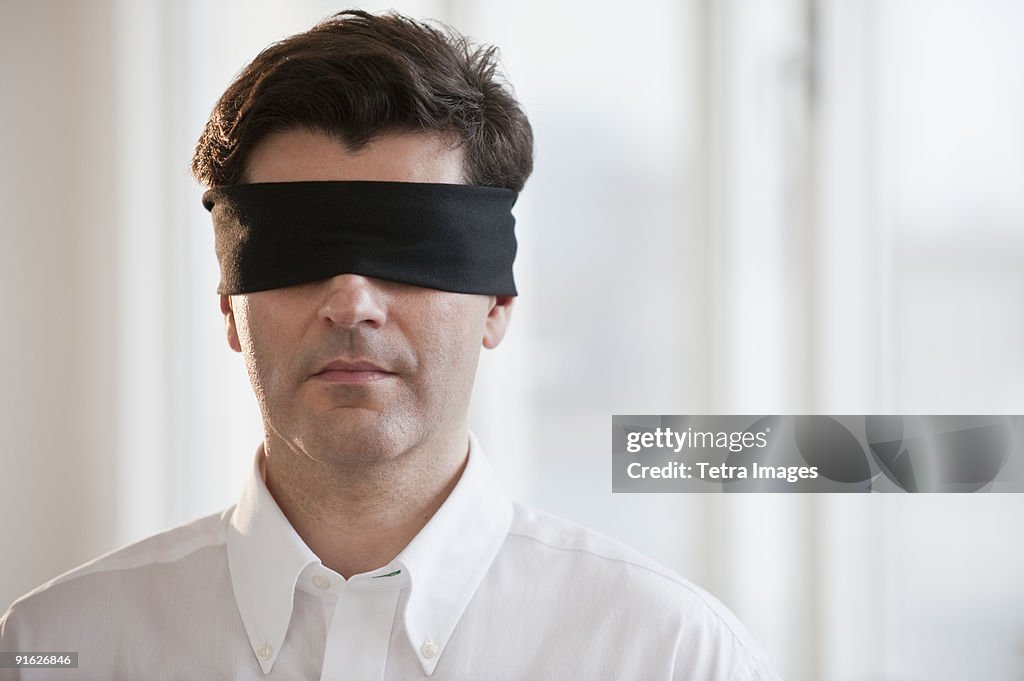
(508, 501), (684, 578)
(501, 502), (779, 678)
(1, 509), (230, 644)
(506, 500), (709, 603)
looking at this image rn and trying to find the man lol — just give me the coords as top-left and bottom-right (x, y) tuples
(1, 10), (779, 680)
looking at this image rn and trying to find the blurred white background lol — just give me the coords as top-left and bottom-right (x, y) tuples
(3, 1), (1024, 679)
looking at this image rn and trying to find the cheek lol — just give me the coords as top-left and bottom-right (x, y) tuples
(234, 305), (296, 407)
(235, 315), (272, 406)
(413, 298), (488, 377)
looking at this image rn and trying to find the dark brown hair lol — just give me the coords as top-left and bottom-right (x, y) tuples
(191, 10), (533, 191)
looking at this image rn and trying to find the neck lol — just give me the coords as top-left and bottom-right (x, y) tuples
(262, 427), (469, 579)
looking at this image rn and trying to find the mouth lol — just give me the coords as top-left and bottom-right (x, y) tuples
(311, 359), (397, 385)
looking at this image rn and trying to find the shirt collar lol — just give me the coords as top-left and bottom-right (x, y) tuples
(226, 446), (318, 674)
(226, 432), (513, 675)
(394, 432), (513, 674)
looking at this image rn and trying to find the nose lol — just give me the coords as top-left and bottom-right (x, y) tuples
(317, 273), (387, 329)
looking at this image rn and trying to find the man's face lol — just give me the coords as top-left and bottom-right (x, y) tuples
(222, 128), (513, 466)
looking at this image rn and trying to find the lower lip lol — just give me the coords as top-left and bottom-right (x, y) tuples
(312, 370), (395, 384)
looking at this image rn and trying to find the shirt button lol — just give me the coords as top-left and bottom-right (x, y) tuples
(257, 644), (273, 661)
(421, 640), (439, 659)
(312, 574), (330, 590)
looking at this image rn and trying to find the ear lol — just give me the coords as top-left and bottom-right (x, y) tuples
(482, 295), (515, 349)
(220, 294), (242, 353)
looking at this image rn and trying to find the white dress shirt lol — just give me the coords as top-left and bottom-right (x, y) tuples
(1, 435), (780, 680)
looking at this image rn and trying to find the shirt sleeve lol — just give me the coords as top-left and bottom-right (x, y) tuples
(667, 586), (783, 681)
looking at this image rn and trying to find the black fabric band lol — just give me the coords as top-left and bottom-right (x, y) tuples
(202, 181), (518, 296)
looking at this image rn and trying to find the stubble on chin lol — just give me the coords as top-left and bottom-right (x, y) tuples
(267, 398), (429, 472)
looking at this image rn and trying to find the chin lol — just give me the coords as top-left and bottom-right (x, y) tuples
(304, 414), (422, 466)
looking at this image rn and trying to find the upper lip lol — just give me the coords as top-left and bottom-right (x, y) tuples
(313, 359), (393, 375)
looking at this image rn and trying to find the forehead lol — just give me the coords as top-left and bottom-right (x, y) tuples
(244, 128), (466, 185)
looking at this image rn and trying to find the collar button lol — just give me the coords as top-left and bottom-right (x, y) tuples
(421, 640), (439, 659)
(257, 644), (273, 661)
